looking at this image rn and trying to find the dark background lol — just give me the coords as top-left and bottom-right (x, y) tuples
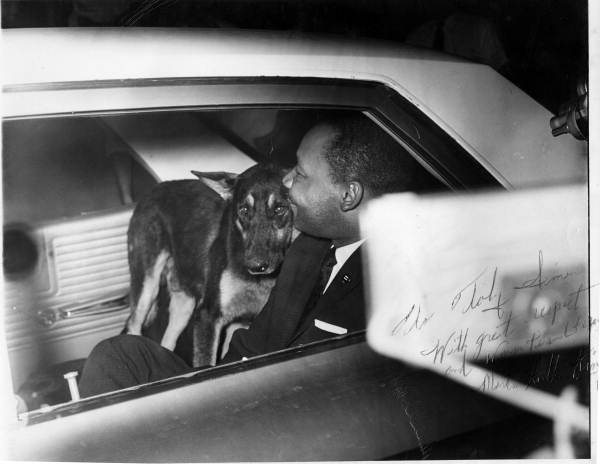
(1, 0), (588, 115)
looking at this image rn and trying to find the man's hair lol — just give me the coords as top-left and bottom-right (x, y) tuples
(322, 114), (418, 196)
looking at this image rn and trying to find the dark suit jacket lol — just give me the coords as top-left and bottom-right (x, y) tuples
(222, 234), (366, 363)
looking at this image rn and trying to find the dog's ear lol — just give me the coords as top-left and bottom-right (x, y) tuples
(191, 171), (238, 200)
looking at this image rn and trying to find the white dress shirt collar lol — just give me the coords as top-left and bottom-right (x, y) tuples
(323, 238), (366, 293)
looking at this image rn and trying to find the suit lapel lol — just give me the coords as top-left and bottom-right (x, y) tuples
(319, 250), (362, 305)
(265, 234), (331, 349)
(288, 247), (363, 344)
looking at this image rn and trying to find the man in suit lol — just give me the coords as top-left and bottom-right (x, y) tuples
(78, 113), (418, 397)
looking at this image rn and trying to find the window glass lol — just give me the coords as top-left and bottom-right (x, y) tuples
(4, 106), (444, 416)
(2, 117), (156, 225)
(3, 108), (443, 227)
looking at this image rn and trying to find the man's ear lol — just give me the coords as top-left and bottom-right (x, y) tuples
(340, 181), (364, 212)
(191, 170), (237, 200)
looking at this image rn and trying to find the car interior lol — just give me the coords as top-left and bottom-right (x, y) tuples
(3, 106), (447, 412)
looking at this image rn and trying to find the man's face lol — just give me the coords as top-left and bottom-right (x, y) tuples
(282, 124), (342, 238)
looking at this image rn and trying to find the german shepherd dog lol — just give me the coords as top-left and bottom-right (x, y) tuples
(125, 164), (295, 367)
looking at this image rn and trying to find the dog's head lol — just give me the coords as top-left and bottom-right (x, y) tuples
(192, 164), (295, 276)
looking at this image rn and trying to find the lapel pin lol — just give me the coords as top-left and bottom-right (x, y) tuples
(342, 274), (351, 284)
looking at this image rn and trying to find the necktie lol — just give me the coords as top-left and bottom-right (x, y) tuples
(318, 246), (338, 292)
(299, 245), (337, 324)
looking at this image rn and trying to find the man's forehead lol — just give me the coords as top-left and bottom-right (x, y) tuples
(298, 123), (335, 159)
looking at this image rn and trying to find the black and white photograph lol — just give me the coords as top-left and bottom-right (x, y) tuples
(0, 0), (595, 461)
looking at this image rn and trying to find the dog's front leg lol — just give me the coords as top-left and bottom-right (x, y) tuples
(126, 250), (170, 335)
(192, 313), (224, 367)
(161, 291), (195, 351)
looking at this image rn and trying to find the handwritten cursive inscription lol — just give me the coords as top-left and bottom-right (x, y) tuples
(392, 304), (433, 336)
(390, 249), (591, 394)
(514, 250), (574, 290)
(420, 329), (469, 364)
(480, 370), (524, 393)
(450, 267), (512, 319)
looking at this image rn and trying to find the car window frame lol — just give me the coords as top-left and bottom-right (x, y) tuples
(3, 77), (502, 191)
(4, 76), (504, 425)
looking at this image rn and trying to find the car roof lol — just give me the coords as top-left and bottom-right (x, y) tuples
(2, 28), (586, 188)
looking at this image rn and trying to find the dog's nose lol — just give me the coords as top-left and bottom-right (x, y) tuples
(249, 262), (269, 274)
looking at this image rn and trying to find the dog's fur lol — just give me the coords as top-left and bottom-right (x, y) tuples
(125, 164), (295, 367)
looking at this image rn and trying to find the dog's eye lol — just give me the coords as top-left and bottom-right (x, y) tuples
(274, 205), (288, 215)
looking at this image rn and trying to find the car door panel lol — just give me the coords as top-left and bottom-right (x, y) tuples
(9, 336), (520, 461)
(4, 208), (132, 389)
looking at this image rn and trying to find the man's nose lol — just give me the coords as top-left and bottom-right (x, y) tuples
(282, 169), (294, 188)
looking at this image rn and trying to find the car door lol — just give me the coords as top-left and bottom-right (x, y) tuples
(2, 35), (587, 458)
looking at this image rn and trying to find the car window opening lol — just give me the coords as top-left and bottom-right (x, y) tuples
(3, 106), (449, 415)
